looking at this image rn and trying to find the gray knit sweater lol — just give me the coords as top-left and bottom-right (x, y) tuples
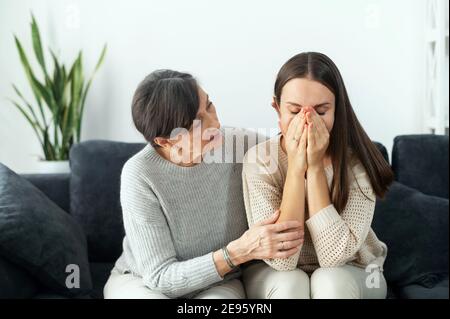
(113, 128), (264, 298)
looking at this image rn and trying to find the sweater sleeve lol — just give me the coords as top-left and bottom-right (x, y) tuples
(305, 162), (376, 268)
(120, 162), (223, 298)
(242, 159), (301, 271)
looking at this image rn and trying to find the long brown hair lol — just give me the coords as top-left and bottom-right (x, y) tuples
(274, 52), (394, 213)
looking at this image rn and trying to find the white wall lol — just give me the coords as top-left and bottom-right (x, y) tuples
(0, 0), (427, 173)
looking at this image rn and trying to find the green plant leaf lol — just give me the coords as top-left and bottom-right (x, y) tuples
(42, 128), (56, 160)
(93, 44), (107, 75)
(33, 75), (55, 113)
(50, 50), (64, 103)
(61, 65), (69, 110)
(31, 14), (48, 78)
(62, 52), (83, 149)
(11, 84), (44, 131)
(15, 32), (55, 121)
(52, 62), (61, 100)
(72, 53), (84, 114)
(77, 44), (107, 141)
(15, 36), (41, 105)
(14, 35), (51, 127)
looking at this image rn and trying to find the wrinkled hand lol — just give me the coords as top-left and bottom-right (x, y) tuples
(238, 210), (304, 261)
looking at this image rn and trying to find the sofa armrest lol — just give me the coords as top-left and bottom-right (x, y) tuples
(21, 173), (70, 213)
(392, 134), (449, 199)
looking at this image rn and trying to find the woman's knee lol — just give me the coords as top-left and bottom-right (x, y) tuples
(268, 269), (310, 299)
(243, 262), (310, 299)
(103, 271), (170, 299)
(194, 279), (246, 299)
(310, 267), (361, 299)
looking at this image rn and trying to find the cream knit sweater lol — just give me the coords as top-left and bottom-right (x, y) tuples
(242, 134), (387, 273)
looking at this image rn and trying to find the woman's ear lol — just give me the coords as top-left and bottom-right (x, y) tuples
(271, 96), (281, 116)
(154, 137), (171, 148)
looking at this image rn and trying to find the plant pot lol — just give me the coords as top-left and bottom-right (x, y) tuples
(36, 159), (70, 174)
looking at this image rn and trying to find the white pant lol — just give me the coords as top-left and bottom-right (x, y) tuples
(242, 262), (387, 299)
(103, 269), (246, 299)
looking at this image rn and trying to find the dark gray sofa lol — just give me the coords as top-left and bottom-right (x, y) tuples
(2, 134), (448, 299)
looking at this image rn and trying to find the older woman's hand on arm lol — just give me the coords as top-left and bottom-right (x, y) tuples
(217, 211), (304, 276)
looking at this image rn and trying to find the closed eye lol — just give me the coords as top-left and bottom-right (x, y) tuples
(291, 111), (326, 115)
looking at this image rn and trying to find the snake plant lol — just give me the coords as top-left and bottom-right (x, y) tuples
(8, 14), (107, 161)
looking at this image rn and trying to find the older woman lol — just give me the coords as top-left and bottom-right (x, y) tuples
(103, 69), (305, 299)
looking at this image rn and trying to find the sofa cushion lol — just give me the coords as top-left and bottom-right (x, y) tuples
(70, 140), (145, 262)
(373, 181), (449, 289)
(392, 135), (449, 199)
(0, 163), (92, 297)
(22, 173), (70, 213)
(0, 255), (39, 298)
(397, 276), (449, 299)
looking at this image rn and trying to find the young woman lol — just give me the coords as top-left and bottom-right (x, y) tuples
(241, 52), (394, 299)
(103, 70), (305, 299)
